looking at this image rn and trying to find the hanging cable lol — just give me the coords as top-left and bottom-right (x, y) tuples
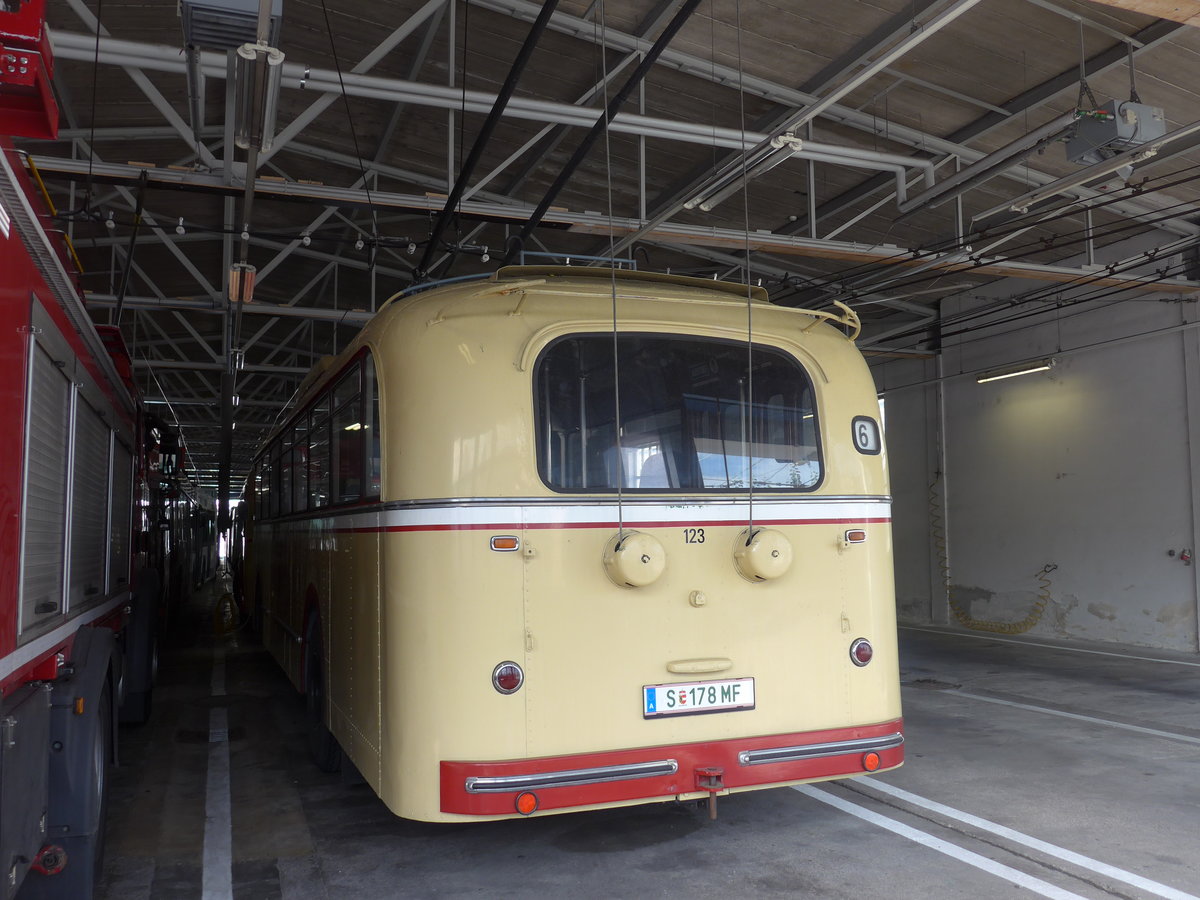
(318, 0), (380, 259)
(415, 0), (562, 282)
(1127, 41), (1142, 104)
(734, 0), (755, 539)
(596, 0), (624, 539)
(503, 0), (704, 263)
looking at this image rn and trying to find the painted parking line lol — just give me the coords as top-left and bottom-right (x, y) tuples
(900, 626), (1200, 668)
(793, 785), (1089, 900)
(854, 779), (1200, 900)
(946, 690), (1200, 746)
(202, 648), (233, 900)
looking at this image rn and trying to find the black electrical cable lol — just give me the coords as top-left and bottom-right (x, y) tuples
(318, 0), (380, 248)
(781, 164), (1200, 306)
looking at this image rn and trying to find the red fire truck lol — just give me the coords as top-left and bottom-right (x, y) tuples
(0, 136), (160, 898)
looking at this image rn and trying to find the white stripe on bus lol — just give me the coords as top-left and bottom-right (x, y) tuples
(267, 499), (893, 533)
(794, 785), (1090, 900)
(855, 780), (1200, 900)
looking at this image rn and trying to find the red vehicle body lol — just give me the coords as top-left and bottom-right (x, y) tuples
(0, 137), (166, 899)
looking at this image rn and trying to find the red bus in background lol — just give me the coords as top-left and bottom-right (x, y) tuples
(0, 137), (183, 898)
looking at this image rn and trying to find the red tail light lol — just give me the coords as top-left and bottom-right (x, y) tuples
(850, 638), (873, 667)
(492, 661), (524, 694)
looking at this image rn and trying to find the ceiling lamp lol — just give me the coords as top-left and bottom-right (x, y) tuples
(976, 358), (1056, 384)
(233, 41), (284, 153)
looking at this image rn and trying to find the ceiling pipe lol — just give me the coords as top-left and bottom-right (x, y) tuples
(973, 116), (1200, 222)
(29, 156), (1200, 294)
(683, 0), (984, 212)
(84, 292), (376, 324)
(50, 31), (935, 186)
(896, 110), (1079, 216)
(415, 0), (561, 282)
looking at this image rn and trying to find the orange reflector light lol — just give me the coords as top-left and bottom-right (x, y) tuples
(490, 535), (520, 552)
(73, 697), (85, 715)
(515, 792), (539, 815)
(845, 530), (867, 544)
(862, 752), (882, 772)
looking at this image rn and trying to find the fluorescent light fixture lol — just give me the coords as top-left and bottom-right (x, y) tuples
(976, 357), (1056, 384)
(233, 41), (285, 153)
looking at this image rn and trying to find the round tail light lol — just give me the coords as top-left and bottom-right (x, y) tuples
(849, 638), (874, 667)
(492, 661), (524, 694)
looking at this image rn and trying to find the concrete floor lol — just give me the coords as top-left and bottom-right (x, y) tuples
(97, 584), (1200, 899)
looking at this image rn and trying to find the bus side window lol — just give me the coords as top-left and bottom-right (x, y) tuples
(332, 365), (363, 504)
(309, 410), (331, 508)
(364, 353), (381, 497)
(292, 419), (308, 513)
(268, 442), (281, 519)
(260, 458), (272, 520)
(279, 433), (294, 517)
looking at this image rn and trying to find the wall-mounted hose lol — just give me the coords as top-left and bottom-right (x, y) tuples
(930, 473), (1056, 635)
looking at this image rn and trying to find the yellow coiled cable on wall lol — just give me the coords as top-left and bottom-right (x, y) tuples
(930, 474), (1056, 635)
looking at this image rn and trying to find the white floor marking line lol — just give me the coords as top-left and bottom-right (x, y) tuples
(202, 648), (233, 900)
(857, 780), (1200, 900)
(793, 785), (1089, 900)
(946, 690), (1200, 746)
(900, 626), (1200, 668)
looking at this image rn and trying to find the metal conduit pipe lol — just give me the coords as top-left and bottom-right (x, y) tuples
(896, 110), (1078, 215)
(52, 31), (935, 190)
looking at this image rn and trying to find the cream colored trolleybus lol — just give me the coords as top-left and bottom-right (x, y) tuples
(243, 267), (902, 822)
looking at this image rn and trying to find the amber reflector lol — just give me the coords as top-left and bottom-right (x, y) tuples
(845, 530), (867, 543)
(516, 792), (539, 815)
(862, 752), (881, 772)
(74, 697), (85, 715)
(490, 536), (520, 551)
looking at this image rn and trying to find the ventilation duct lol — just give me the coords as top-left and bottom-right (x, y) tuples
(179, 0), (281, 50)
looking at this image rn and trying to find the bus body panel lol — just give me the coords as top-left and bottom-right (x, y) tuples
(247, 269), (902, 823)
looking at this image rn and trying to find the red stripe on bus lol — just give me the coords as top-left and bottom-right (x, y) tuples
(440, 718), (904, 816)
(330, 517), (891, 534)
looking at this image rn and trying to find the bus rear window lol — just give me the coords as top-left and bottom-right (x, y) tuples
(536, 334), (820, 492)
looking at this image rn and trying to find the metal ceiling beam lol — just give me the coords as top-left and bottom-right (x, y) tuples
(48, 32), (934, 176)
(262, 0), (448, 166)
(133, 359), (309, 375)
(35, 155), (1197, 295)
(505, 0), (705, 264)
(787, 16), (1189, 237)
(415, 0), (561, 280)
(84, 293), (375, 324)
(64, 0), (220, 170)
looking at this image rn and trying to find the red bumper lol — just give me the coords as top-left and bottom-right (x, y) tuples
(441, 718), (904, 816)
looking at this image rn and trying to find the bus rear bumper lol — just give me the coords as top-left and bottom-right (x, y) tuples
(440, 719), (904, 816)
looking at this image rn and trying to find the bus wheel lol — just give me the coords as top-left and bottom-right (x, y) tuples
(304, 622), (342, 774)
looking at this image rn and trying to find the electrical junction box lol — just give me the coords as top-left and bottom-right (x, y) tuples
(1066, 99), (1166, 165)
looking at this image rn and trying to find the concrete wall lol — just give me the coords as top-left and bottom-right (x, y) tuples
(875, 268), (1200, 652)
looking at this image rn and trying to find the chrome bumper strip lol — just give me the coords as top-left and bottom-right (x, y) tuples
(738, 732), (904, 767)
(465, 759), (679, 793)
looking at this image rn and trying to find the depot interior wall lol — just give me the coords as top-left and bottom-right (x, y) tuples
(875, 269), (1200, 652)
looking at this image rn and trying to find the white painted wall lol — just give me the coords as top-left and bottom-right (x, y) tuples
(874, 267), (1200, 652)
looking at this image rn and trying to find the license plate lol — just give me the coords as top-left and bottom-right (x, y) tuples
(643, 677), (755, 718)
